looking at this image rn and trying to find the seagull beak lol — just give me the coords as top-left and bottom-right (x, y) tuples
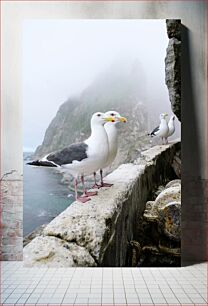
(119, 116), (127, 123)
(104, 116), (115, 123)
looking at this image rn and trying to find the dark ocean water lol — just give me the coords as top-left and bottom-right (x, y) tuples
(23, 153), (74, 236)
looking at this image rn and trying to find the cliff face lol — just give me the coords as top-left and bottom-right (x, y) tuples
(165, 19), (181, 121)
(35, 99), (79, 157)
(34, 61), (150, 167)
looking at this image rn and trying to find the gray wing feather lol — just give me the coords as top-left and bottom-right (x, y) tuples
(47, 143), (88, 166)
(150, 126), (159, 136)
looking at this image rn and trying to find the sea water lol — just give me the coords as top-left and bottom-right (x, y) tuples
(23, 153), (74, 236)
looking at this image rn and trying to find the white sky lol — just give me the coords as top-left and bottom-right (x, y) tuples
(23, 19), (169, 151)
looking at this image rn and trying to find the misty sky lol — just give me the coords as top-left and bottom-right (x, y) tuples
(23, 19), (172, 151)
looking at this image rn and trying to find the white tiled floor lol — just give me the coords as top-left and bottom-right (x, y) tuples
(0, 262), (207, 305)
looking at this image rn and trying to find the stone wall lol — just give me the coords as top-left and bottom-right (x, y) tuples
(24, 141), (180, 267)
(0, 172), (23, 260)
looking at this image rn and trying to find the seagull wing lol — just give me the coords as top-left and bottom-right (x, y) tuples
(150, 126), (160, 136)
(47, 143), (88, 166)
(27, 142), (89, 167)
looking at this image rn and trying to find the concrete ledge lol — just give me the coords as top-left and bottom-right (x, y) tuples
(23, 140), (180, 267)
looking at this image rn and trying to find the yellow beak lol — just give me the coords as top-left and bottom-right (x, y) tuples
(119, 116), (127, 123)
(104, 116), (115, 122)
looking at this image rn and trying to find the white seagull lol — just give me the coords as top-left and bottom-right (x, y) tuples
(166, 115), (176, 142)
(149, 113), (169, 144)
(27, 112), (114, 203)
(93, 111), (127, 188)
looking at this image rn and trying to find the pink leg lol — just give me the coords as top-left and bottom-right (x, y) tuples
(74, 178), (78, 200)
(91, 172), (101, 189)
(74, 177), (90, 203)
(100, 169), (113, 188)
(81, 175), (97, 197)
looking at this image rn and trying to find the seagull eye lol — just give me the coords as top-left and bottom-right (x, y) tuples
(97, 114), (101, 117)
(110, 113), (115, 116)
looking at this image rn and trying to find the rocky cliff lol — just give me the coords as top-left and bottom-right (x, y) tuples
(165, 19), (181, 121)
(34, 60), (151, 169)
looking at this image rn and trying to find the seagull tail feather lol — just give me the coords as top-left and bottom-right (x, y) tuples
(147, 133), (154, 137)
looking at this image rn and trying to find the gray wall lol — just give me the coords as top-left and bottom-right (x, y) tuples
(1, 1), (207, 264)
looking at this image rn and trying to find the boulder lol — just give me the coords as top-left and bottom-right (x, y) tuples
(158, 201), (181, 241)
(154, 185), (181, 210)
(165, 179), (181, 189)
(143, 184), (181, 241)
(144, 185), (181, 221)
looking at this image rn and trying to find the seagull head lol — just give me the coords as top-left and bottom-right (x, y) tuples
(160, 113), (168, 120)
(104, 111), (127, 124)
(91, 112), (115, 126)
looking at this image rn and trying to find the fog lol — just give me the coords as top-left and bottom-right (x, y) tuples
(23, 19), (179, 152)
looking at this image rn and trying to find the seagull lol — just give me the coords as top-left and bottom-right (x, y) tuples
(93, 111), (127, 188)
(166, 115), (176, 142)
(148, 113), (169, 144)
(27, 112), (114, 203)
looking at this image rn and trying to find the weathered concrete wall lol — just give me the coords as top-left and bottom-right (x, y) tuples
(24, 141), (180, 267)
